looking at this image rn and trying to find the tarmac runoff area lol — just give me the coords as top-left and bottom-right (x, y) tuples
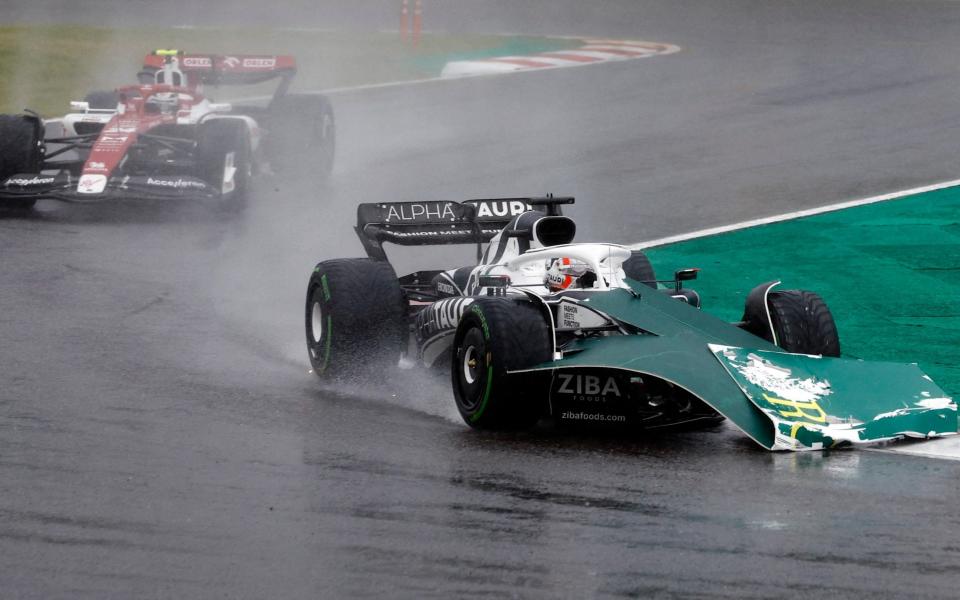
(639, 182), (960, 460)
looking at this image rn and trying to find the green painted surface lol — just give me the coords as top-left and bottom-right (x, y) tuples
(712, 346), (956, 450)
(538, 287), (782, 448)
(535, 285), (956, 450)
(645, 186), (960, 398)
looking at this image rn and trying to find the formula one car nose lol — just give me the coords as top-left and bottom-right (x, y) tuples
(303, 196), (956, 451)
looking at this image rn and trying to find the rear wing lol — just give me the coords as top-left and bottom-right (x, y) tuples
(356, 196), (573, 261)
(141, 51), (296, 87)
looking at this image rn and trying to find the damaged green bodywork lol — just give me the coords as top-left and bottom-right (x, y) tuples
(533, 282), (958, 451)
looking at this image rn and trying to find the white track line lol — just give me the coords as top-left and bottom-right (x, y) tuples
(630, 178), (960, 250)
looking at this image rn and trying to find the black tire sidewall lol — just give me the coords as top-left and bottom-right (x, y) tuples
(83, 90), (119, 110)
(196, 119), (251, 204)
(305, 258), (405, 381)
(0, 114), (42, 210)
(451, 298), (552, 429)
(768, 290), (841, 357)
(623, 250), (657, 288)
(267, 94), (335, 177)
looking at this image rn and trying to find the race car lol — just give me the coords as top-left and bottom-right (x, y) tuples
(303, 196), (957, 451)
(0, 49), (335, 209)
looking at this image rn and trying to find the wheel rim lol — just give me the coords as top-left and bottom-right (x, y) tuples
(310, 301), (323, 343)
(462, 345), (479, 385)
(456, 328), (487, 412)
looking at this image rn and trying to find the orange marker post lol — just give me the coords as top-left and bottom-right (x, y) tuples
(413, 0), (422, 47)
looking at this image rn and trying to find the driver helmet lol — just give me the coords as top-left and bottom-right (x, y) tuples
(544, 257), (595, 291)
(145, 92), (179, 115)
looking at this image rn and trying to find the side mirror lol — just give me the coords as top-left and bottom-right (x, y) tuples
(70, 101), (90, 113)
(674, 268), (700, 291)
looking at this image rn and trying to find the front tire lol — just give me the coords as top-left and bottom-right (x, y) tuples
(768, 290), (841, 357)
(623, 250), (657, 288)
(83, 90), (119, 109)
(0, 114), (43, 211)
(451, 297), (553, 430)
(305, 258), (406, 381)
(196, 119), (252, 206)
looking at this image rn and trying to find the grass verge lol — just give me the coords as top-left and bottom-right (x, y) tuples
(0, 25), (581, 116)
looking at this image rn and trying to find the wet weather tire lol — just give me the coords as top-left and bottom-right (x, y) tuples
(267, 94), (335, 179)
(768, 290), (841, 357)
(305, 258), (406, 381)
(451, 297), (553, 430)
(623, 250), (657, 288)
(196, 119), (251, 206)
(0, 114), (42, 211)
(83, 90), (119, 109)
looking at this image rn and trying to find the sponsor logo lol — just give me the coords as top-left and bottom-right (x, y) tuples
(561, 303), (579, 327)
(242, 57), (276, 68)
(386, 202), (457, 222)
(86, 161), (108, 172)
(474, 200), (531, 219)
(77, 174), (107, 194)
(547, 271), (569, 290)
(436, 280), (456, 295)
(557, 301), (610, 329)
(146, 177), (207, 190)
(560, 411), (627, 423)
(223, 56), (241, 68)
(6, 175), (55, 187)
(555, 373), (622, 402)
(435, 298), (473, 329)
(389, 229), (469, 238)
(183, 57), (212, 67)
(96, 134), (130, 151)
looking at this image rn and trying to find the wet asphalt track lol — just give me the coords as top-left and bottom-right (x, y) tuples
(4, 1), (960, 597)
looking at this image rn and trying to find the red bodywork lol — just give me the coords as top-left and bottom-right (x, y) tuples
(79, 54), (296, 186)
(80, 84), (204, 184)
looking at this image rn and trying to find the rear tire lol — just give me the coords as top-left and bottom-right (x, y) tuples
(0, 114), (42, 211)
(196, 119), (251, 206)
(623, 250), (657, 288)
(83, 90), (119, 109)
(305, 258), (406, 381)
(768, 290), (841, 357)
(451, 297), (553, 430)
(267, 94), (335, 179)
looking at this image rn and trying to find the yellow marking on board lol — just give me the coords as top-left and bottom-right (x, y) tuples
(762, 393), (828, 423)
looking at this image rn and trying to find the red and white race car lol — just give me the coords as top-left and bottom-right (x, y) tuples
(0, 50), (335, 209)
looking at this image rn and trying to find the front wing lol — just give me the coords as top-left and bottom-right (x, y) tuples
(0, 170), (219, 203)
(522, 334), (956, 451)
